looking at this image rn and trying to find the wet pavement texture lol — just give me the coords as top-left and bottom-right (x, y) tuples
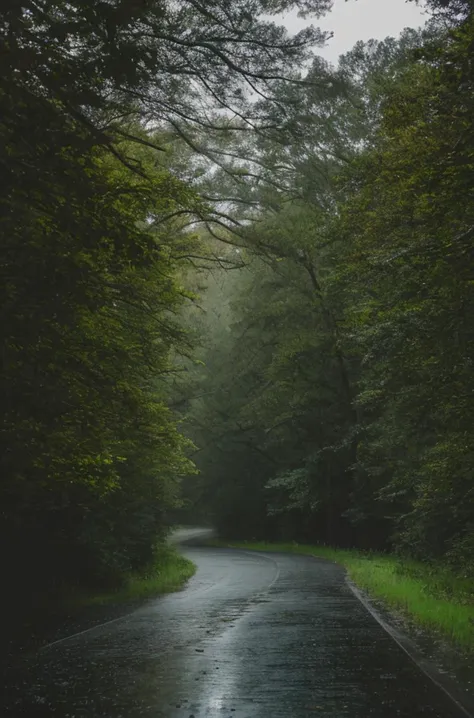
(1, 546), (466, 717)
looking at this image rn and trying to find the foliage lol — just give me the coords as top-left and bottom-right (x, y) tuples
(0, 81), (197, 594)
(186, 210), (359, 545)
(336, 16), (474, 569)
(4, 0), (474, 614)
(2, 0), (346, 610)
(79, 545), (196, 606)
(1, 0), (333, 171)
(184, 8), (474, 581)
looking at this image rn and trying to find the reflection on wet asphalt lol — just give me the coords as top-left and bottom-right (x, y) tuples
(1, 547), (465, 717)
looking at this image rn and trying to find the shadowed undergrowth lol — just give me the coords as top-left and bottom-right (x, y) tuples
(77, 546), (196, 606)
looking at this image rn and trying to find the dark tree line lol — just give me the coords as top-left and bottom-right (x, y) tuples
(0, 0), (332, 606)
(3, 0), (474, 613)
(183, 2), (474, 576)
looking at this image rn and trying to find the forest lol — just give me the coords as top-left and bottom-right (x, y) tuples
(1, 0), (474, 610)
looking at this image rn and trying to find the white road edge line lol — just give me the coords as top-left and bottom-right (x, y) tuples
(39, 613), (129, 652)
(240, 549), (281, 593)
(347, 576), (474, 718)
(40, 542), (280, 652)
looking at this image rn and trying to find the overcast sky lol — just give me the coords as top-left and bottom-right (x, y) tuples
(281, 0), (429, 63)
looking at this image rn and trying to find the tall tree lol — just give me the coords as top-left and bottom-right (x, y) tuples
(183, 10), (474, 572)
(2, 0), (348, 603)
(335, 14), (474, 567)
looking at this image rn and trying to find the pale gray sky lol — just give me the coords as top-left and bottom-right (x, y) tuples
(281, 0), (428, 62)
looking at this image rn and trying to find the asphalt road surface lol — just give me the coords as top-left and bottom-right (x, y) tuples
(1, 537), (468, 717)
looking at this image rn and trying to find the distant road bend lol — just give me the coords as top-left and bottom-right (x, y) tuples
(2, 528), (469, 717)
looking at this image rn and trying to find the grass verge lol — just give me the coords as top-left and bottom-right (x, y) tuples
(210, 540), (474, 649)
(78, 546), (196, 607)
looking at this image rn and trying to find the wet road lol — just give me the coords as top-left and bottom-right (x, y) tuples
(2, 544), (467, 717)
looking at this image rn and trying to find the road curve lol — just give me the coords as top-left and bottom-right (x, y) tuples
(2, 544), (467, 717)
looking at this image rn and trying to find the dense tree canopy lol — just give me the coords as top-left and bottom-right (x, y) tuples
(183, 6), (474, 577)
(3, 0), (474, 617)
(1, 85), (197, 591)
(1, 0), (336, 602)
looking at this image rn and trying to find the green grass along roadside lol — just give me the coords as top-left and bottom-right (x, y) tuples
(210, 540), (474, 650)
(74, 546), (196, 607)
(3, 545), (196, 660)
